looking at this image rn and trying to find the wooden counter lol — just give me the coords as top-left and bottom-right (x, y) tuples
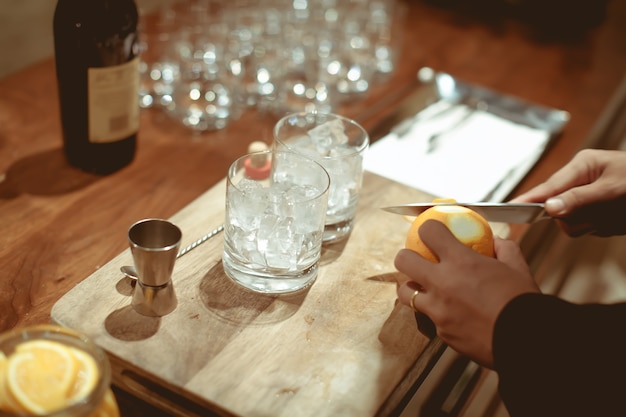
(2, 0), (626, 415)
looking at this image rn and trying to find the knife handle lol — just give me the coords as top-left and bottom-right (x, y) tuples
(415, 311), (437, 339)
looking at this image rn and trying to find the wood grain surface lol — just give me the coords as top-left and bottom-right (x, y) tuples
(51, 172), (472, 417)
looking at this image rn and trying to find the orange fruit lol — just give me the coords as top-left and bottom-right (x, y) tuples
(7, 340), (76, 414)
(405, 199), (494, 262)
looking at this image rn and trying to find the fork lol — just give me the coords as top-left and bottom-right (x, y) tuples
(426, 97), (488, 153)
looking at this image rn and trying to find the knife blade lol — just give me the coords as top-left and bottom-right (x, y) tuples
(381, 202), (550, 223)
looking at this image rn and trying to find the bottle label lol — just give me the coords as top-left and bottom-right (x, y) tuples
(87, 57), (140, 144)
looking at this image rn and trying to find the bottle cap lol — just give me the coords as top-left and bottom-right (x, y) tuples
(244, 141), (271, 179)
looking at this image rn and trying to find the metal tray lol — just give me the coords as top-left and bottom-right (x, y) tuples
(414, 66), (570, 134)
(365, 67), (571, 202)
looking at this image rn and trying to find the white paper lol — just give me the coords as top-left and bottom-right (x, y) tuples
(364, 105), (550, 202)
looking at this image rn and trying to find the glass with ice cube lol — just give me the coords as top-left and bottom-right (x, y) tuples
(222, 150), (330, 294)
(273, 112), (369, 243)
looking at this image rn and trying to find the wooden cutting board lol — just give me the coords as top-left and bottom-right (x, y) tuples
(51, 171), (508, 417)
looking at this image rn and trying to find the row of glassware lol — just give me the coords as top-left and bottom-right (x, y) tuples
(138, 0), (405, 131)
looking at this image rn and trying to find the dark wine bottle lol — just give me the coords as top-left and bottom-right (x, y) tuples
(53, 0), (140, 175)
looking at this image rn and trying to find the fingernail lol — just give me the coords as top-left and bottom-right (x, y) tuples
(545, 198), (566, 215)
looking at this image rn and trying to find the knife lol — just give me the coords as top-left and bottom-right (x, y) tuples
(381, 202), (550, 223)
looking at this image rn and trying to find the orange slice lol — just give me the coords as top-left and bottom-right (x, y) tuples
(0, 352), (8, 409)
(0, 351), (22, 413)
(7, 340), (76, 414)
(67, 346), (99, 404)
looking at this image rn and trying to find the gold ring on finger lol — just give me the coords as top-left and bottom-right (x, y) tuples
(409, 289), (420, 312)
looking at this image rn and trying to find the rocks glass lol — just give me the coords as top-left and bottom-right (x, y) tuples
(273, 112), (369, 243)
(222, 150), (330, 294)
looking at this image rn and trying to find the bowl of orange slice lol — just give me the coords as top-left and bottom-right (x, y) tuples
(0, 324), (119, 417)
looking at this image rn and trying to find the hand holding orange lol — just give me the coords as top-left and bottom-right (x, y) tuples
(405, 198), (495, 262)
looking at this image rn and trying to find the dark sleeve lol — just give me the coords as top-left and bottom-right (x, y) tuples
(493, 292), (626, 417)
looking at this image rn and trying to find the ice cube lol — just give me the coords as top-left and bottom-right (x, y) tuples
(264, 216), (304, 271)
(229, 178), (270, 229)
(307, 118), (348, 155)
(257, 212), (280, 243)
(328, 186), (351, 214)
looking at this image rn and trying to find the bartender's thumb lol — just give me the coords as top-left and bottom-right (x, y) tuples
(544, 183), (606, 217)
(418, 220), (467, 260)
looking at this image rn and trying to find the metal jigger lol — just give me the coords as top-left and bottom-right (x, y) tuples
(128, 218), (182, 317)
